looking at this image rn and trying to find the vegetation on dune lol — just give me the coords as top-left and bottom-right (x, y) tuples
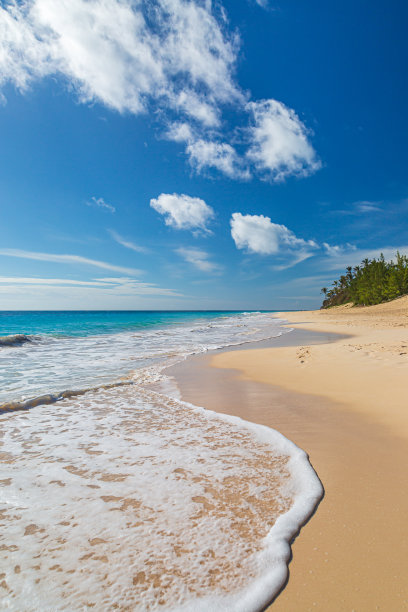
(321, 252), (408, 308)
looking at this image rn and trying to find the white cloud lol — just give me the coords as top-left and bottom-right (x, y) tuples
(323, 242), (356, 257)
(150, 193), (214, 233)
(86, 196), (115, 213)
(0, 248), (141, 275)
(353, 200), (382, 213)
(0, 275), (182, 297)
(272, 250), (317, 271)
(0, 275), (184, 309)
(322, 246), (408, 271)
(230, 212), (318, 257)
(176, 247), (221, 273)
(0, 1), (320, 184)
(165, 124), (251, 180)
(0, 276), (109, 286)
(186, 139), (250, 180)
(170, 90), (221, 128)
(88, 276), (183, 296)
(0, 0), (240, 118)
(334, 201), (384, 216)
(109, 230), (148, 253)
(246, 100), (320, 181)
(229, 215), (408, 275)
(164, 121), (194, 143)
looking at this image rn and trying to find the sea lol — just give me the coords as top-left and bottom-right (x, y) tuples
(0, 311), (322, 611)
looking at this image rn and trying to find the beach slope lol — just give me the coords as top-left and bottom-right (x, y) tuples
(207, 298), (408, 610)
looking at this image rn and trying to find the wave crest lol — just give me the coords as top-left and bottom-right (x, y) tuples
(0, 334), (34, 347)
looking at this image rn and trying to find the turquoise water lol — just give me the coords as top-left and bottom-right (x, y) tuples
(0, 310), (269, 338)
(0, 310), (286, 406)
(0, 310), (325, 612)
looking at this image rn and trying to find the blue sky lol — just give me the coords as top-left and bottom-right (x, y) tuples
(1, 0), (407, 310)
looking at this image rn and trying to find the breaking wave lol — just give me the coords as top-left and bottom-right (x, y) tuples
(0, 334), (35, 347)
(0, 381), (322, 611)
(0, 312), (291, 407)
(0, 311), (322, 611)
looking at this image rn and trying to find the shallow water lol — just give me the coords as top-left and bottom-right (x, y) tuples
(0, 311), (287, 406)
(0, 311), (322, 610)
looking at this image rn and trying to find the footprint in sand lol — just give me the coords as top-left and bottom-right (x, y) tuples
(297, 346), (311, 364)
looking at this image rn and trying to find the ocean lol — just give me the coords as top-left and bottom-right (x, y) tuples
(0, 311), (322, 611)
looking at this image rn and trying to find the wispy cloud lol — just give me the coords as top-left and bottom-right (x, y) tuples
(0, 276), (182, 296)
(0, 249), (142, 275)
(0, 276), (108, 286)
(0, 0), (320, 184)
(353, 200), (383, 213)
(321, 246), (408, 271)
(108, 230), (148, 253)
(272, 250), (318, 271)
(176, 247), (222, 273)
(86, 196), (116, 213)
(323, 242), (357, 257)
(332, 199), (384, 216)
(0, 276), (184, 309)
(95, 277), (183, 296)
(150, 193), (215, 234)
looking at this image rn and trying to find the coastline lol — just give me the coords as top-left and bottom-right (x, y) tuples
(0, 311), (327, 611)
(168, 299), (408, 610)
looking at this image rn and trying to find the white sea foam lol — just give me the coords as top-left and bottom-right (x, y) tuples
(0, 312), (322, 610)
(0, 312), (289, 406)
(0, 381), (322, 611)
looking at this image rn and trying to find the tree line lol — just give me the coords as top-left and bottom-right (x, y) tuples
(321, 252), (408, 308)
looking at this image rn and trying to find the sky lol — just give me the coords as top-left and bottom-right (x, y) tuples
(1, 0), (408, 310)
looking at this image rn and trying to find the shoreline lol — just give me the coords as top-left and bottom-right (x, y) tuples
(168, 300), (408, 610)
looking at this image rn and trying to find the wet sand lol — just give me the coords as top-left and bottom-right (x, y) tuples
(168, 304), (408, 611)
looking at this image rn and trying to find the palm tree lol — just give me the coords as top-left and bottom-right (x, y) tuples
(322, 252), (408, 308)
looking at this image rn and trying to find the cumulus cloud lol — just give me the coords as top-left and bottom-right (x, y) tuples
(150, 193), (214, 233)
(186, 139), (250, 180)
(164, 123), (250, 180)
(86, 196), (115, 213)
(246, 100), (321, 181)
(109, 229), (148, 253)
(176, 247), (221, 273)
(0, 1), (320, 183)
(230, 212), (318, 257)
(0, 0), (240, 118)
(0, 248), (141, 275)
(230, 213), (402, 272)
(164, 121), (194, 143)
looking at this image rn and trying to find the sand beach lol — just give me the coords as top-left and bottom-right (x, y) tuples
(170, 297), (408, 610)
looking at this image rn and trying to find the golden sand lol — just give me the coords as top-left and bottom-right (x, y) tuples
(214, 297), (408, 439)
(170, 297), (408, 610)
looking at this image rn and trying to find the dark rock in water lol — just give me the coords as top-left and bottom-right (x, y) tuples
(0, 334), (32, 347)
